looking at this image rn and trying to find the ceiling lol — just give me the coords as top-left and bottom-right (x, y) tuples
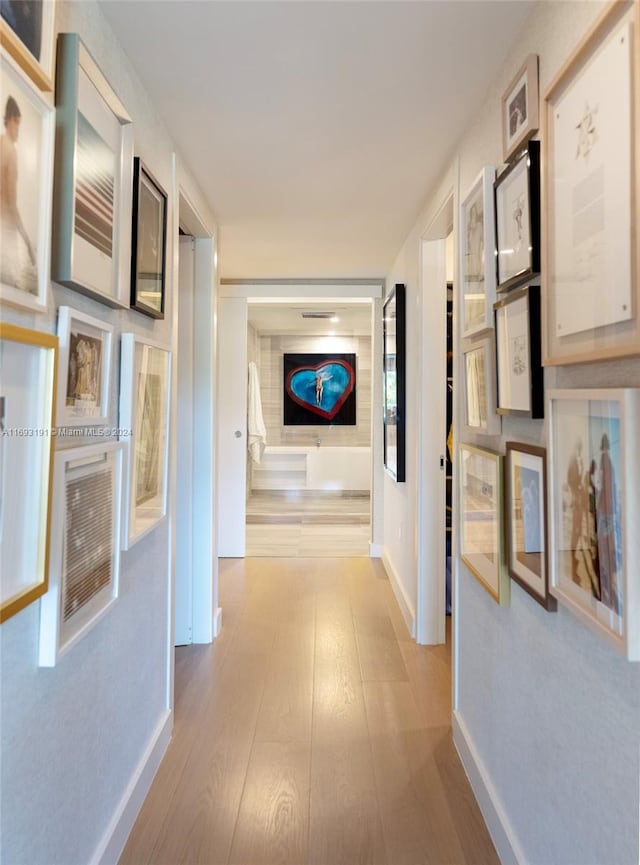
(247, 300), (372, 336)
(99, 0), (535, 280)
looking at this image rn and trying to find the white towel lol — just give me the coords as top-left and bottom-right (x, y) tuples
(247, 361), (267, 464)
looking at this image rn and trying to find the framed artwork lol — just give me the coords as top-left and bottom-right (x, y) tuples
(119, 334), (171, 549)
(462, 335), (501, 436)
(0, 48), (54, 313)
(502, 54), (539, 161)
(494, 284), (543, 418)
(547, 388), (640, 660)
(56, 306), (113, 427)
(130, 158), (168, 319)
(0, 0), (55, 90)
(459, 443), (509, 605)
(39, 441), (123, 666)
(283, 353), (356, 426)
(51, 33), (134, 308)
(0, 323), (57, 623)
(505, 442), (555, 610)
(383, 283), (406, 482)
(542, 1), (640, 365)
(459, 166), (496, 337)
(494, 140), (540, 293)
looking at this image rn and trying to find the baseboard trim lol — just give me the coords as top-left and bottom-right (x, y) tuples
(452, 711), (525, 865)
(213, 606), (223, 638)
(91, 710), (172, 865)
(369, 542), (383, 558)
(381, 548), (416, 638)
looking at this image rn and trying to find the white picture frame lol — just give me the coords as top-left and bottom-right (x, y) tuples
(0, 0), (55, 91)
(462, 335), (501, 436)
(459, 166), (496, 337)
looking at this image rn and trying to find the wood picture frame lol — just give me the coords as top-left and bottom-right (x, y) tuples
(0, 323), (57, 623)
(462, 335), (501, 436)
(0, 0), (55, 91)
(494, 284), (544, 418)
(502, 54), (539, 162)
(130, 158), (168, 319)
(459, 166), (496, 337)
(383, 283), (406, 482)
(542, 0), (640, 365)
(51, 33), (134, 308)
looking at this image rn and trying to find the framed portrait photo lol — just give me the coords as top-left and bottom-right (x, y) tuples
(542, 1), (640, 365)
(0, 323), (57, 624)
(462, 335), (501, 436)
(459, 443), (509, 605)
(459, 166), (496, 337)
(505, 442), (555, 611)
(494, 140), (540, 293)
(547, 388), (640, 660)
(119, 334), (171, 549)
(494, 284), (543, 418)
(0, 0), (55, 90)
(56, 306), (113, 427)
(131, 158), (168, 319)
(51, 33), (134, 308)
(501, 54), (539, 162)
(0, 48), (54, 313)
(383, 283), (406, 482)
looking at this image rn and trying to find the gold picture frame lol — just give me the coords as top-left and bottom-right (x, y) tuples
(0, 0), (55, 91)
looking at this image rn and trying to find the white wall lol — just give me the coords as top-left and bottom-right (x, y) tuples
(0, 3), (217, 863)
(385, 2), (640, 863)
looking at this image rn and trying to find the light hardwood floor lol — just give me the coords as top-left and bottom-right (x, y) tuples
(119, 557), (499, 865)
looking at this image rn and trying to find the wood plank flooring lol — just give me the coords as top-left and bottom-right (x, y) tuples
(119, 557), (499, 865)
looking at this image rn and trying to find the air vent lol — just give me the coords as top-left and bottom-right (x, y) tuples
(301, 311), (336, 319)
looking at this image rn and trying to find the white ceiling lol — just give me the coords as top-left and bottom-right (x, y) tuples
(247, 300), (372, 336)
(99, 0), (535, 280)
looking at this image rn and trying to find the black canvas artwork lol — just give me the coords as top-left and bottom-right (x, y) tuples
(283, 353), (356, 426)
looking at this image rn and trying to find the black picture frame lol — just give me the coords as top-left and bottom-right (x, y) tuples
(494, 284), (543, 418)
(283, 353), (356, 425)
(494, 140), (540, 293)
(130, 158), (167, 319)
(383, 283), (406, 482)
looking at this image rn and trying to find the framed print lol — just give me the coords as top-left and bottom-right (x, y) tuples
(0, 0), (55, 90)
(459, 443), (509, 605)
(0, 48), (54, 313)
(283, 353), (356, 425)
(39, 441), (123, 666)
(0, 323), (57, 623)
(462, 335), (501, 436)
(130, 158), (167, 319)
(56, 306), (113, 427)
(502, 54), (539, 161)
(494, 284), (543, 418)
(505, 442), (555, 610)
(547, 388), (640, 660)
(119, 334), (171, 549)
(542, 1), (640, 365)
(494, 140), (540, 293)
(383, 283), (406, 482)
(51, 33), (134, 308)
(460, 166), (496, 336)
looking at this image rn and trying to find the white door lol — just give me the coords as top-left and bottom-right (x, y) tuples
(217, 297), (248, 556)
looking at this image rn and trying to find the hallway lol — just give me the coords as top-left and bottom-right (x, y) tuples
(120, 557), (499, 865)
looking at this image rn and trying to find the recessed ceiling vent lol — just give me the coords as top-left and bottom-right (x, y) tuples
(301, 311), (335, 319)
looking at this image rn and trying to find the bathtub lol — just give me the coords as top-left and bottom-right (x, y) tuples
(251, 445), (371, 492)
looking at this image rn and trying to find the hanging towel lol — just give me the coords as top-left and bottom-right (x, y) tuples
(247, 361), (267, 464)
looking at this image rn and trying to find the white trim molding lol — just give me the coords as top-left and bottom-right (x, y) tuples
(382, 548), (416, 638)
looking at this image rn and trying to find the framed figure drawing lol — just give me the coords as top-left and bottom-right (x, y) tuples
(119, 334), (171, 549)
(547, 388), (640, 660)
(494, 140), (540, 293)
(130, 158), (168, 319)
(462, 336), (501, 436)
(542, 0), (640, 365)
(502, 54), (539, 162)
(494, 285), (543, 418)
(0, 48), (54, 313)
(0, 323), (57, 623)
(283, 353), (356, 425)
(460, 167), (496, 337)
(0, 0), (55, 90)
(51, 33), (134, 308)
(383, 283), (406, 482)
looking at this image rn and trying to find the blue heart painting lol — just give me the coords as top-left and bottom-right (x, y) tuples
(286, 359), (355, 420)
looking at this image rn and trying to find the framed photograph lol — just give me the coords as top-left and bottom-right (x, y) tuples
(283, 353), (356, 425)
(119, 334), (171, 549)
(56, 306), (113, 427)
(130, 158), (167, 319)
(0, 323), (57, 623)
(494, 284), (543, 418)
(459, 443), (509, 605)
(51, 33), (134, 308)
(502, 54), (539, 161)
(0, 0), (55, 90)
(542, 1), (640, 365)
(494, 140), (540, 293)
(459, 166), (496, 337)
(39, 441), (123, 666)
(547, 388), (640, 660)
(383, 283), (406, 482)
(462, 335), (501, 436)
(505, 442), (555, 611)
(0, 48), (54, 313)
